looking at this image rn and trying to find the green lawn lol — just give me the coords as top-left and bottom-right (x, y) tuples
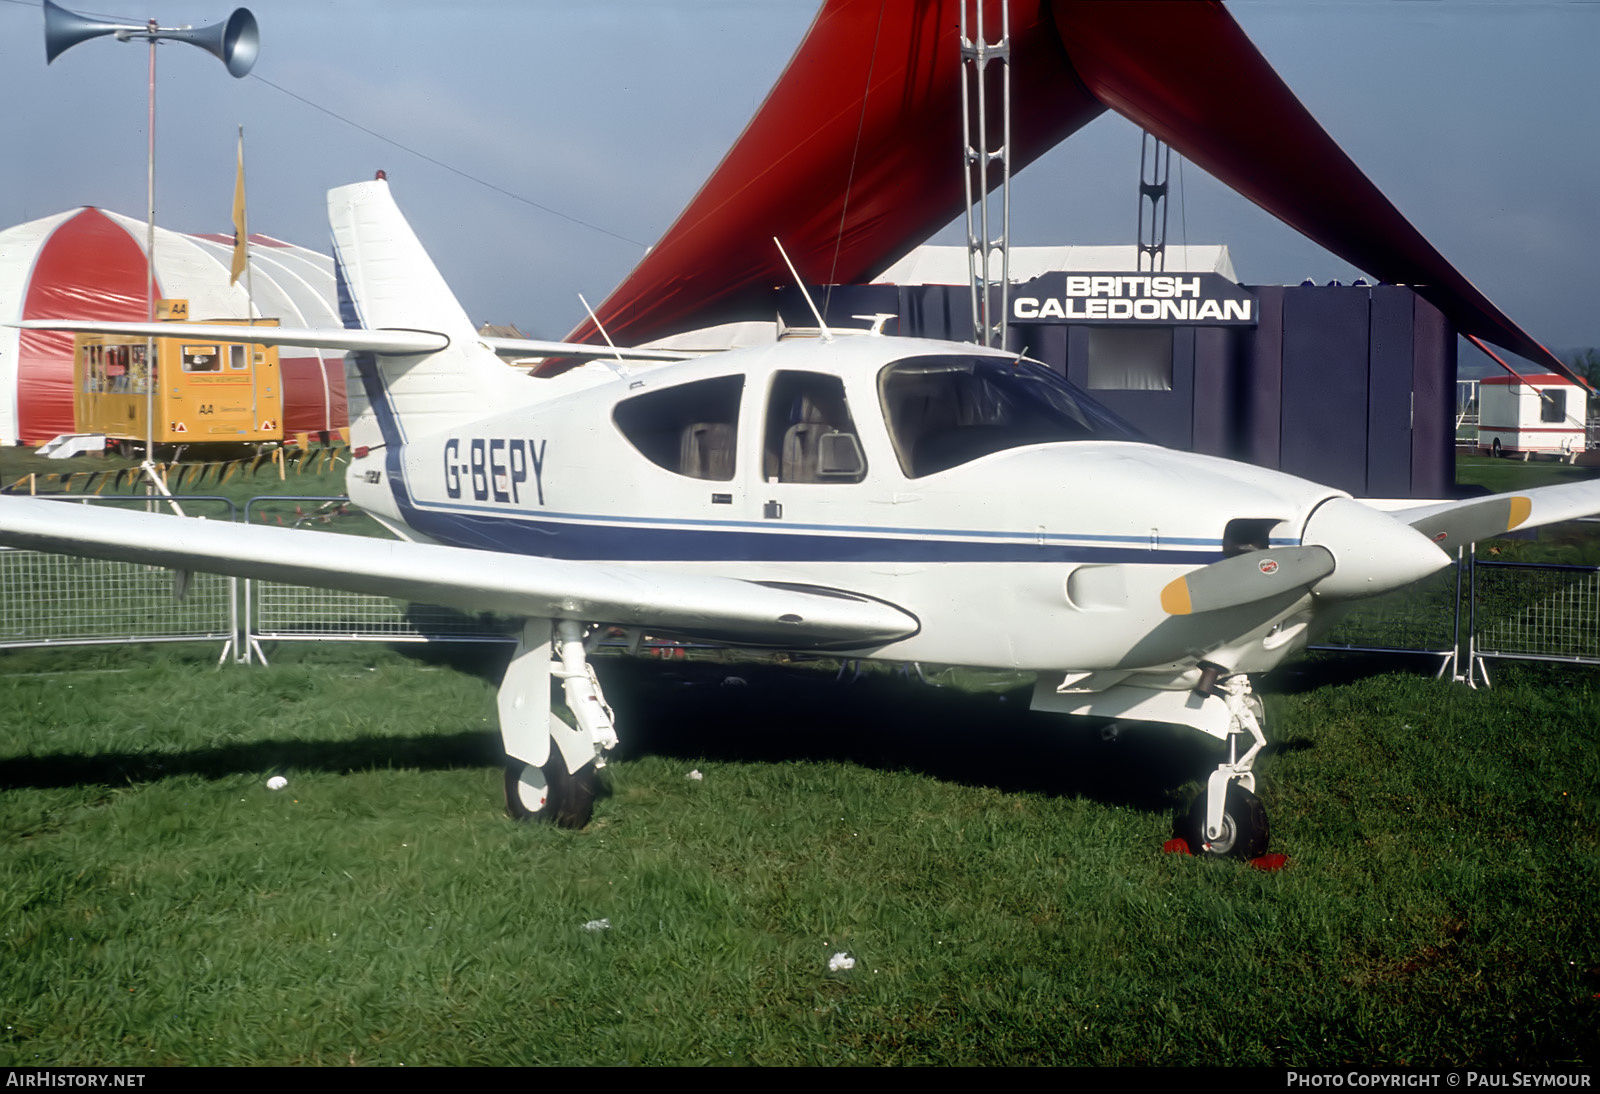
(1457, 453), (1600, 496)
(1, 443), (348, 509)
(1, 643), (1595, 1066)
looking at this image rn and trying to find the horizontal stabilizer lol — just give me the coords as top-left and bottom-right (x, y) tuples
(8, 320), (695, 364)
(11, 319), (448, 356)
(0, 497), (918, 650)
(479, 337), (694, 362)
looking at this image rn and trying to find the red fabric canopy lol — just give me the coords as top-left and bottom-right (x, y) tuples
(574, 0), (1574, 384)
(20, 209), (155, 443)
(1046, 1), (1568, 379)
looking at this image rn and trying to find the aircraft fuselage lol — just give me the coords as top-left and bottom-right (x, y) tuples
(347, 334), (1344, 676)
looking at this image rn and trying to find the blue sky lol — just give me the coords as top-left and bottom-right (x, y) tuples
(2, 0), (1595, 370)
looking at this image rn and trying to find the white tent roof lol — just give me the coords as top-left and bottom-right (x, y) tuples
(871, 244), (1238, 286)
(0, 207), (342, 444)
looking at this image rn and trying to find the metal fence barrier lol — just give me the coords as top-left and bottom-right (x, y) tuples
(236, 496), (515, 663)
(1308, 554), (1464, 676)
(0, 496), (239, 660)
(1469, 558), (1600, 683)
(3, 495), (1599, 685)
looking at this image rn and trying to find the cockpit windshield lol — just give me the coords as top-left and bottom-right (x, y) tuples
(879, 354), (1144, 478)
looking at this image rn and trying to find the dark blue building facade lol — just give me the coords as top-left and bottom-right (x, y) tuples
(777, 281), (1455, 500)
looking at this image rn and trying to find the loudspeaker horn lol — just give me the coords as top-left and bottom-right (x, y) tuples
(160, 9), (259, 78)
(43, 0), (143, 64)
(43, 0), (259, 79)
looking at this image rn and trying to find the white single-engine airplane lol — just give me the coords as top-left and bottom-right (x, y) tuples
(8, 180), (1600, 854)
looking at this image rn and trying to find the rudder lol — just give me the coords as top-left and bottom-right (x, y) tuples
(328, 179), (531, 448)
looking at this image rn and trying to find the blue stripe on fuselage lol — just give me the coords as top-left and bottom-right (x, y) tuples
(332, 237), (413, 509)
(407, 496), (1230, 545)
(396, 505), (1226, 564)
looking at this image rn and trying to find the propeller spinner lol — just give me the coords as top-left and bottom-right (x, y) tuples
(1161, 498), (1451, 615)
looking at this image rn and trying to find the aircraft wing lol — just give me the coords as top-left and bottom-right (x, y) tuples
(0, 497), (918, 649)
(8, 321), (694, 363)
(1386, 479), (1600, 550)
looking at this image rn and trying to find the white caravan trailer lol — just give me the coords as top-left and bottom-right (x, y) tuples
(1478, 374), (1588, 462)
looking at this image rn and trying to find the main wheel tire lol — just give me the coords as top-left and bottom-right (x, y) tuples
(1492, 438), (1503, 458)
(1182, 783), (1270, 860)
(504, 753), (597, 829)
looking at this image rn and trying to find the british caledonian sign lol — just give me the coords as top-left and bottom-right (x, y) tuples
(1011, 272), (1257, 326)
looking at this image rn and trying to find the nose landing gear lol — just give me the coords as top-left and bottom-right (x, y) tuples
(1186, 674), (1270, 859)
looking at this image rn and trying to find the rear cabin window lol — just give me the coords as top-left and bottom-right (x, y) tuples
(1541, 388), (1567, 424)
(612, 375), (742, 481)
(763, 371), (867, 484)
(879, 354), (1142, 478)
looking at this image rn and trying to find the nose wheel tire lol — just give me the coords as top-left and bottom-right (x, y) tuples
(505, 753), (597, 828)
(1182, 783), (1270, 860)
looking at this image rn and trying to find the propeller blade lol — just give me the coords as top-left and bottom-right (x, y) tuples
(1406, 495), (1532, 549)
(1160, 546), (1334, 615)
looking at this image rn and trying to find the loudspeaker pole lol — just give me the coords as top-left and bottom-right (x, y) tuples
(145, 21), (157, 468)
(42, 1), (260, 470)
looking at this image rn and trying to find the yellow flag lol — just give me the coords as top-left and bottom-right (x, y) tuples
(229, 134), (248, 285)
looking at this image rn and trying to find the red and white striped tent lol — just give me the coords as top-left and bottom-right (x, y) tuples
(0, 206), (347, 446)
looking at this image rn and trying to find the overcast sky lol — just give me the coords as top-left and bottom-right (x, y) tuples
(1, 0), (1595, 371)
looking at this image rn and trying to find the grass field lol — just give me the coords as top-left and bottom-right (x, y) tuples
(1457, 454), (1600, 497)
(1, 640), (1596, 1066)
(0, 444), (349, 508)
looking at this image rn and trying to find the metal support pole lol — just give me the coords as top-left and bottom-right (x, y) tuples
(1137, 132), (1171, 272)
(145, 27), (157, 470)
(959, 1), (1010, 349)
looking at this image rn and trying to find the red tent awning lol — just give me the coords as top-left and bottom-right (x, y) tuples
(573, 0), (1576, 385)
(19, 208), (156, 444)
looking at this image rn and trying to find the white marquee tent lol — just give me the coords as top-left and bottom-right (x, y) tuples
(0, 206), (346, 446)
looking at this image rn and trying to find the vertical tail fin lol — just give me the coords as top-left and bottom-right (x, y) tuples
(328, 179), (531, 447)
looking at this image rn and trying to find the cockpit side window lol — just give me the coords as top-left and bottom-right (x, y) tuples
(762, 371), (867, 484)
(879, 355), (1143, 478)
(612, 375), (742, 481)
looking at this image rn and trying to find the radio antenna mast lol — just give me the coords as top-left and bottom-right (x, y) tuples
(774, 237), (832, 342)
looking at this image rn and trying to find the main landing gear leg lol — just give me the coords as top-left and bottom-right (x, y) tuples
(499, 619), (618, 828)
(1185, 673), (1270, 859)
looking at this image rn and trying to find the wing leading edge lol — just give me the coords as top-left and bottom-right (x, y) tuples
(0, 498), (918, 649)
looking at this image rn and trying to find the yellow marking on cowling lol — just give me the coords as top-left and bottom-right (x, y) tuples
(1508, 496), (1533, 530)
(1160, 576), (1193, 615)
